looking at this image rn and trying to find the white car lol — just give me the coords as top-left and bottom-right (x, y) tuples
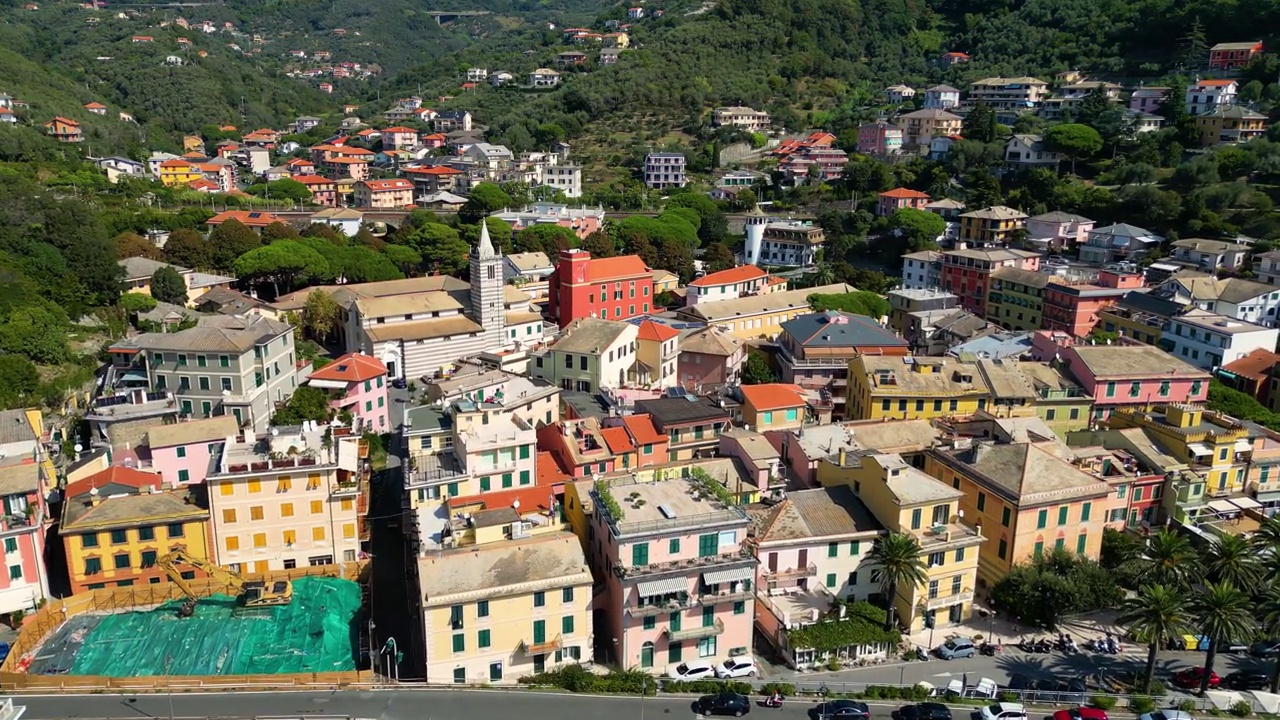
(1140, 712), (1195, 720)
(665, 661), (716, 680)
(980, 703), (1027, 720)
(716, 657), (758, 678)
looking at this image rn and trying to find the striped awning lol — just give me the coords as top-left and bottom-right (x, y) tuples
(636, 577), (688, 597)
(703, 566), (754, 586)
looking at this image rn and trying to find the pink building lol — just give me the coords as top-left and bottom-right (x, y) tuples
(876, 187), (931, 217)
(145, 416), (240, 485)
(0, 409), (52, 617)
(380, 126), (420, 151)
(305, 352), (390, 432)
(588, 476), (755, 671)
(856, 121), (904, 156)
(1129, 87), (1169, 114)
(1059, 344), (1212, 421)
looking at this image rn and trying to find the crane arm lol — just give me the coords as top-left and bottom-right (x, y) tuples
(155, 550), (247, 598)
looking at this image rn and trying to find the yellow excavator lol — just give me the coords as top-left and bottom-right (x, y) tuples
(156, 550), (293, 617)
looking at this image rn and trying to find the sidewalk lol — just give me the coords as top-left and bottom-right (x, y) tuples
(906, 609), (1132, 652)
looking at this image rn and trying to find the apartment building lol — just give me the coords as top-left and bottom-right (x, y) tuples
(778, 311), (909, 420)
(206, 426), (365, 572)
(1058, 344), (1210, 421)
(986, 266), (1049, 332)
(1163, 309), (1280, 371)
(1209, 41), (1264, 70)
(547, 250), (654, 327)
(686, 266), (769, 306)
(817, 452), (984, 633)
(634, 396), (732, 462)
(1195, 105), (1267, 146)
(1107, 405), (1251, 501)
(939, 248), (1041, 317)
(529, 318), (639, 393)
(146, 415), (240, 486)
(925, 439), (1113, 589)
(923, 85), (962, 109)
(1184, 79), (1238, 116)
(750, 486), (885, 667)
(677, 327), (746, 392)
(712, 106), (771, 131)
(898, 109), (963, 147)
(1157, 273), (1280, 327)
(541, 164), (583, 198)
(967, 77), (1049, 109)
(124, 315), (299, 430)
(60, 466), (211, 592)
(588, 475), (756, 671)
(857, 121), (904, 155)
(846, 356), (991, 422)
(304, 352), (391, 433)
(1041, 271), (1144, 338)
(901, 251), (942, 290)
(958, 206), (1028, 247)
(0, 409), (52, 613)
(674, 283), (855, 340)
(353, 179), (414, 208)
(643, 153), (687, 189)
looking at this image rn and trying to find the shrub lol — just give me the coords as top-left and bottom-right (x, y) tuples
(1090, 695), (1117, 711)
(521, 665), (656, 694)
(1132, 698), (1157, 714)
(1178, 700), (1198, 712)
(1228, 701), (1252, 717)
(826, 658), (842, 671)
(998, 692), (1018, 703)
(760, 682), (796, 697)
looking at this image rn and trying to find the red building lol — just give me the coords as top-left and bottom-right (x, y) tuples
(1041, 270), (1145, 337)
(547, 249), (653, 327)
(939, 248), (1040, 317)
(1209, 41), (1263, 71)
(876, 187), (931, 217)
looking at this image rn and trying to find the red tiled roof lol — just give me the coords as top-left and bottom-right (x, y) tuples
(335, 147), (374, 156)
(83, 102), (106, 109)
(206, 210), (284, 227)
(361, 179), (412, 191)
(599, 426), (635, 454)
(285, 158), (314, 166)
(621, 414), (664, 446)
(1197, 79), (1237, 87)
(636, 320), (680, 342)
(46, 116), (79, 127)
(381, 126), (417, 133)
(326, 157), (369, 164)
(64, 465), (162, 501)
(448, 485), (557, 514)
(689, 264), (767, 288)
(537, 451), (571, 487)
(292, 174), (334, 185)
(740, 383), (807, 411)
(187, 179), (220, 191)
(880, 187), (930, 199)
(158, 159), (193, 169)
(308, 352), (388, 382)
(403, 165), (462, 175)
(584, 254), (650, 282)
(1221, 349), (1280, 382)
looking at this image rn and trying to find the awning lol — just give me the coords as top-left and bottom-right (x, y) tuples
(1187, 442), (1213, 456)
(1230, 496), (1262, 511)
(1235, 439), (1253, 453)
(636, 577), (689, 597)
(703, 566), (754, 586)
(1208, 499), (1238, 514)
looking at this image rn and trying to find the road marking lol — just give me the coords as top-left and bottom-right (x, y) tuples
(931, 673), (954, 678)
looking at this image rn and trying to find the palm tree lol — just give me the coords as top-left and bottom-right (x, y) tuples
(1259, 582), (1280, 694)
(1253, 516), (1280, 555)
(1191, 581), (1256, 693)
(1205, 534), (1261, 589)
(1119, 584), (1193, 694)
(1134, 527), (1204, 590)
(868, 532), (928, 631)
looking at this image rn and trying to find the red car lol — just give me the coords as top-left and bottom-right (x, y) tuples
(1173, 667), (1221, 689)
(1054, 710), (1108, 720)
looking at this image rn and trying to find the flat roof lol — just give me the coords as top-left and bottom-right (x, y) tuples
(417, 533), (591, 602)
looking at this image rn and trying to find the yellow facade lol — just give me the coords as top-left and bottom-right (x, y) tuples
(64, 513), (211, 592)
(1097, 307), (1164, 346)
(987, 269), (1047, 332)
(158, 162), (202, 187)
(1107, 406), (1248, 496)
(846, 356), (990, 422)
(817, 451), (983, 633)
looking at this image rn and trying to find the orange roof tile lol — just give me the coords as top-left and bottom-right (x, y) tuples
(403, 165), (462, 175)
(381, 126), (418, 133)
(46, 116), (79, 127)
(880, 187), (930, 199)
(158, 159), (193, 168)
(1220, 349), (1280, 382)
(335, 147), (375, 156)
(621, 414), (665, 446)
(740, 383), (807, 411)
(448, 485), (557, 514)
(1197, 79), (1237, 87)
(326, 157), (369, 164)
(187, 179), (220, 191)
(599, 426), (636, 454)
(361, 179), (412, 191)
(285, 157), (314, 166)
(83, 102), (106, 109)
(206, 210), (284, 227)
(636, 320), (680, 342)
(537, 451), (571, 486)
(292, 174), (335, 185)
(689, 264), (767, 288)
(308, 352), (388, 383)
(584, 254), (650, 282)
(65, 465), (162, 500)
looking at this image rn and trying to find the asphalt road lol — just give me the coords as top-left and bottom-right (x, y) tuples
(10, 689), (920, 720)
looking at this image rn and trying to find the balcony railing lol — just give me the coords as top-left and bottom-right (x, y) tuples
(521, 634), (562, 655)
(626, 595), (697, 618)
(668, 617), (724, 642)
(699, 586), (755, 605)
(762, 564), (817, 582)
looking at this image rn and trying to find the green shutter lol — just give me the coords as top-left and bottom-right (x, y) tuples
(1057, 506), (1068, 525)
(632, 543), (649, 566)
(452, 634), (465, 652)
(827, 542), (838, 557)
(478, 629), (491, 648)
(562, 616), (574, 635)
(1036, 509), (1047, 529)
(1081, 502), (1091, 522)
(1077, 533), (1088, 554)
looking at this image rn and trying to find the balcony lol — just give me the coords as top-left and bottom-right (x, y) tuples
(914, 522), (983, 551)
(626, 595), (697, 618)
(668, 617), (724, 642)
(332, 479), (362, 497)
(223, 455), (324, 475)
(762, 564), (817, 582)
(521, 634), (562, 655)
(924, 589), (974, 612)
(616, 547), (754, 580)
(699, 584), (755, 605)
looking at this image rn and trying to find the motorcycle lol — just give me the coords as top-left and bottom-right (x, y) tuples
(914, 646), (929, 661)
(763, 695), (784, 709)
(1033, 638), (1052, 653)
(979, 642), (997, 656)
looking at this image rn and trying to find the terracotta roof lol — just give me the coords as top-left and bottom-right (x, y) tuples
(292, 174), (335, 185)
(1197, 79), (1237, 87)
(64, 465), (163, 501)
(599, 426), (636, 454)
(83, 102), (106, 109)
(308, 352), (388, 383)
(187, 179), (220, 191)
(537, 451), (571, 487)
(448, 485), (557, 514)
(636, 320), (679, 342)
(1221, 348), (1280, 383)
(46, 116), (79, 127)
(285, 158), (315, 166)
(206, 210), (284, 227)
(621, 415), (664, 446)
(403, 165), (462, 175)
(740, 383), (807, 411)
(880, 187), (930, 199)
(689, 264), (767, 288)
(361, 179), (413, 191)
(381, 126), (418, 133)
(158, 159), (193, 168)
(584, 254), (650, 282)
(326, 157), (369, 164)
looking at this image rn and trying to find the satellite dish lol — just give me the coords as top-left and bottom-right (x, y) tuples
(271, 427), (279, 436)
(512, 500), (521, 510)
(74, 443), (83, 453)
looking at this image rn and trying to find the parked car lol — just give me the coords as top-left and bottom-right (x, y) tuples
(980, 703), (1027, 720)
(1224, 672), (1269, 691)
(1054, 709), (1108, 720)
(716, 657), (758, 678)
(894, 704), (952, 720)
(1172, 667), (1220, 690)
(391, 377), (407, 389)
(1045, 256), (1070, 266)
(816, 700), (871, 720)
(1040, 679), (1088, 704)
(1139, 711), (1195, 720)
(666, 661), (716, 680)
(936, 637), (977, 660)
(1250, 639), (1280, 658)
(0, 642), (8, 665)
(697, 693), (751, 717)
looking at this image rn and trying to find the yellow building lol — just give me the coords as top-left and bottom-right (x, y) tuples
(157, 159), (202, 187)
(417, 521), (593, 684)
(674, 283), (855, 340)
(1194, 105), (1267, 147)
(740, 383), (809, 432)
(1107, 405), (1249, 496)
(1015, 362), (1094, 437)
(61, 466), (212, 592)
(924, 438), (1114, 590)
(1097, 303), (1167, 347)
(987, 266), (1048, 332)
(959, 206), (1027, 246)
(846, 356), (991, 422)
(817, 450), (984, 633)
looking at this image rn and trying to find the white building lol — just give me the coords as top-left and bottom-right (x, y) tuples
(466, 67), (489, 82)
(885, 85), (916, 104)
(529, 68), (560, 87)
(922, 85), (961, 109)
(1255, 250), (1280, 286)
(1004, 134), (1060, 169)
(712, 106), (771, 131)
(901, 250), (942, 290)
(541, 163), (582, 198)
(1185, 79), (1238, 116)
(1163, 309), (1280, 370)
(309, 208), (364, 237)
(686, 265), (769, 306)
(643, 153), (686, 189)
(504, 252), (556, 299)
(750, 220), (826, 267)
(1157, 272), (1280, 328)
(1169, 238), (1250, 272)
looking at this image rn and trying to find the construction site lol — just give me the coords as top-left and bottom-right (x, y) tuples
(0, 561), (371, 689)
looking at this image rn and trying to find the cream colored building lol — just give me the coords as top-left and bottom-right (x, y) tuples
(529, 317), (640, 393)
(674, 283), (855, 340)
(206, 425), (364, 572)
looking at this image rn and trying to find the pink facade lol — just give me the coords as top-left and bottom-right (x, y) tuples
(150, 440), (218, 485)
(145, 416), (239, 486)
(589, 478), (756, 671)
(1060, 345), (1211, 419)
(857, 122), (903, 155)
(306, 353), (390, 433)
